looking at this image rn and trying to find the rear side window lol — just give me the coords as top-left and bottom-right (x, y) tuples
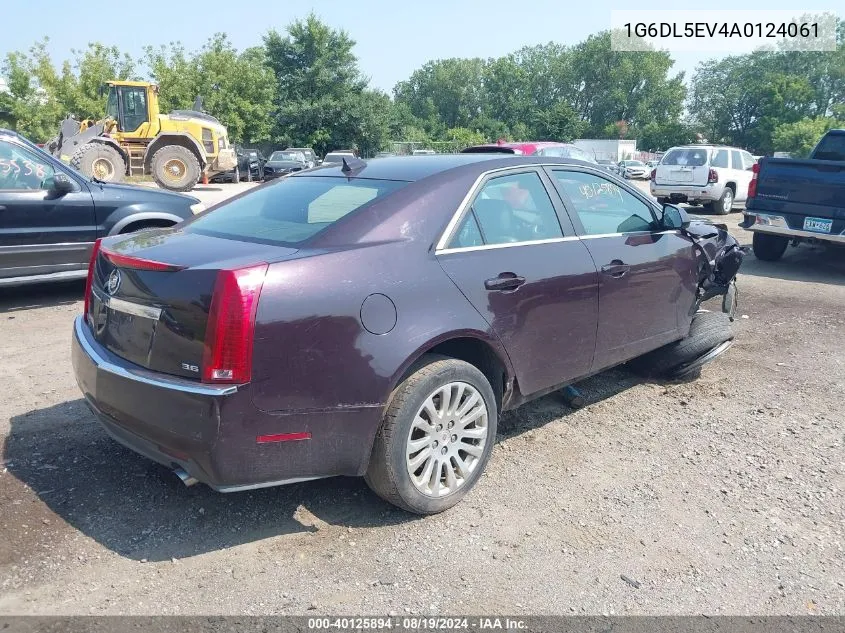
(730, 150), (743, 170)
(711, 150), (729, 168)
(187, 176), (406, 245)
(661, 148), (709, 167)
(448, 171), (563, 248)
(812, 133), (845, 161)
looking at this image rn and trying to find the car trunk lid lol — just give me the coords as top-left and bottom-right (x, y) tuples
(86, 228), (297, 380)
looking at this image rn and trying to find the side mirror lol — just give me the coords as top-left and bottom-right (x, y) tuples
(661, 203), (690, 230)
(45, 173), (74, 196)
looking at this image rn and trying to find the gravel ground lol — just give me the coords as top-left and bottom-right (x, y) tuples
(0, 180), (843, 615)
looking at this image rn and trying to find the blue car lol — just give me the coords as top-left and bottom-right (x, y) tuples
(0, 128), (204, 287)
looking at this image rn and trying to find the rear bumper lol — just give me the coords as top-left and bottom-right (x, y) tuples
(741, 212), (845, 244)
(651, 183), (721, 201)
(71, 316), (380, 491)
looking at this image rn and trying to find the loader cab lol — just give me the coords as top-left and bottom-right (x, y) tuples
(102, 82), (156, 136)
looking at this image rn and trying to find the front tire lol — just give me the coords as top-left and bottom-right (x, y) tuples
(365, 356), (497, 515)
(70, 143), (126, 183)
(752, 232), (789, 261)
(151, 145), (201, 192)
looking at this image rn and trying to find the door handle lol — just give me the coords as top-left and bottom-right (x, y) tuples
(485, 274), (526, 291)
(0, 205), (6, 212)
(601, 260), (630, 278)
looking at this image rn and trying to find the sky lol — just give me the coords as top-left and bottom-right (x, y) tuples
(2, 0), (840, 92)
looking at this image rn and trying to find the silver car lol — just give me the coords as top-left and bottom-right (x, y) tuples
(618, 160), (649, 179)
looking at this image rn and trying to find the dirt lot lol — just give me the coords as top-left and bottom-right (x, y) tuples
(1, 180), (843, 615)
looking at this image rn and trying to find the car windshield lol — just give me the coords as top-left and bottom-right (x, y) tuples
(661, 148), (709, 166)
(270, 151), (304, 162)
(625, 160), (645, 167)
(185, 176), (406, 246)
(812, 133), (845, 162)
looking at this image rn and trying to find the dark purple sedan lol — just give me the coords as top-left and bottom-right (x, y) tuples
(71, 154), (741, 514)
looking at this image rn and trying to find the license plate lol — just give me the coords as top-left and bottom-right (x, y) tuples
(803, 217), (833, 233)
(671, 170), (693, 182)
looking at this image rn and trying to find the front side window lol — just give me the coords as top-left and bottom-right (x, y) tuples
(450, 171), (563, 247)
(186, 176), (406, 245)
(741, 151), (756, 170)
(0, 140), (56, 190)
(119, 87), (148, 132)
(551, 170), (656, 235)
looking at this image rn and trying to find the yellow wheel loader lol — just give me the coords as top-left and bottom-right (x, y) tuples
(46, 81), (236, 192)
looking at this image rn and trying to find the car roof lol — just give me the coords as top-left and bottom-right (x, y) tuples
(293, 153), (599, 183)
(463, 141), (576, 155)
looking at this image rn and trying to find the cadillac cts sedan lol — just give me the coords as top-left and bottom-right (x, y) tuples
(72, 154), (739, 514)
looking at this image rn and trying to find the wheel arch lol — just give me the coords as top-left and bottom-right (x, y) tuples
(143, 133), (206, 173)
(106, 209), (188, 236)
(387, 331), (514, 415)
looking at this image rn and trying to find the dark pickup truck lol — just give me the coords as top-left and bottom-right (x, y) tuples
(741, 129), (845, 261)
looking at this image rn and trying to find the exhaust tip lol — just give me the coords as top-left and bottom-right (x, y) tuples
(173, 467), (198, 487)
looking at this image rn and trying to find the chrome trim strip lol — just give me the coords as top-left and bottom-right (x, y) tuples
(99, 293), (163, 320)
(74, 316), (238, 396)
(213, 475), (326, 493)
(580, 229), (680, 240)
(437, 235), (581, 255)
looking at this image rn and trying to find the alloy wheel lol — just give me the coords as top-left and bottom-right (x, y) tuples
(405, 381), (489, 498)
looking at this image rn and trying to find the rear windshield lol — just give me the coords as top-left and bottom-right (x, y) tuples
(270, 151), (304, 162)
(661, 148), (709, 166)
(186, 176), (406, 245)
(812, 133), (845, 161)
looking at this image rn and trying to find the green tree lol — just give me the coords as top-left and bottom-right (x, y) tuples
(0, 39), (63, 141)
(772, 116), (843, 157)
(263, 14), (389, 154)
(394, 58), (487, 129)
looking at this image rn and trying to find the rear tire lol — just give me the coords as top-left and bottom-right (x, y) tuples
(752, 232), (789, 262)
(629, 312), (733, 378)
(365, 356), (497, 515)
(151, 145), (201, 192)
(713, 187), (734, 215)
(70, 143), (126, 183)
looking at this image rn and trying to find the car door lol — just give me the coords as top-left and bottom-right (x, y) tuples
(731, 149), (754, 204)
(0, 139), (95, 281)
(436, 168), (599, 396)
(546, 166), (699, 371)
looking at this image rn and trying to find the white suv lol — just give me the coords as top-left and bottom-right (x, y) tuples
(650, 145), (756, 215)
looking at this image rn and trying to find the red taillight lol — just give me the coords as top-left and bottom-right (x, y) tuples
(100, 247), (185, 272)
(748, 162), (760, 199)
(650, 168), (656, 181)
(708, 168), (718, 183)
(83, 239), (103, 319)
(201, 263), (268, 384)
